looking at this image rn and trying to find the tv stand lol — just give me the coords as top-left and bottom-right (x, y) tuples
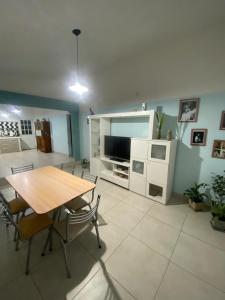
(109, 157), (126, 163)
(100, 157), (130, 189)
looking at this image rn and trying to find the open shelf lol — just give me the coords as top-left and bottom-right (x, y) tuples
(101, 156), (130, 167)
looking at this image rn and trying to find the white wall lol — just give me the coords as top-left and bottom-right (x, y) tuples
(34, 113), (69, 155)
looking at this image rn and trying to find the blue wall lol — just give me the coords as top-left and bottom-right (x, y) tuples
(0, 90), (80, 159)
(79, 91), (225, 194)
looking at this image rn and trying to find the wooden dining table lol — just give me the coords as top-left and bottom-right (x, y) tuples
(5, 166), (96, 214)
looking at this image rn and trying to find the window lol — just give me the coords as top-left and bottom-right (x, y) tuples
(20, 120), (32, 135)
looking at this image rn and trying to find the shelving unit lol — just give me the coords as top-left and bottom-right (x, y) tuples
(89, 111), (156, 185)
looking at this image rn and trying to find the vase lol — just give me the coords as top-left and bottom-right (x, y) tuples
(157, 128), (161, 139)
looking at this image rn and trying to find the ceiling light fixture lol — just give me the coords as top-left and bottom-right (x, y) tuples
(11, 107), (21, 114)
(69, 29), (88, 96)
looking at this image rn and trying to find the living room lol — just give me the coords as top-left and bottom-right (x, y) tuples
(0, 1), (225, 300)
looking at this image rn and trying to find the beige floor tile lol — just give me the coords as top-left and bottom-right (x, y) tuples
(0, 149), (74, 178)
(31, 240), (100, 300)
(123, 192), (154, 213)
(131, 215), (180, 258)
(0, 274), (42, 300)
(106, 236), (168, 300)
(0, 238), (24, 288)
(97, 192), (123, 215)
(77, 216), (128, 262)
(172, 233), (225, 292)
(183, 212), (225, 251)
(149, 203), (188, 229)
(74, 268), (135, 300)
(155, 263), (225, 300)
(105, 202), (145, 232)
(106, 185), (131, 201)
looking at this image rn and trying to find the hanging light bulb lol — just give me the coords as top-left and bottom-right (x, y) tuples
(69, 29), (88, 96)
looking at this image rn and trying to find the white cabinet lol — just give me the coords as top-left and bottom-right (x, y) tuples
(129, 139), (148, 196)
(146, 140), (177, 204)
(130, 139), (148, 160)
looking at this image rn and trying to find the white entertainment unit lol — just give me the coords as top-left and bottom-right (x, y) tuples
(89, 110), (177, 204)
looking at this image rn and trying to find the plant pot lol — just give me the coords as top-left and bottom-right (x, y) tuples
(188, 199), (207, 211)
(156, 128), (161, 140)
(211, 216), (225, 232)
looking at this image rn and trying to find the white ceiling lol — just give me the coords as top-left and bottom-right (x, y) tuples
(0, 0), (225, 102)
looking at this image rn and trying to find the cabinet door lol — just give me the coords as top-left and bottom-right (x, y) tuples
(148, 142), (170, 163)
(146, 161), (168, 186)
(131, 139), (148, 160)
(130, 174), (146, 196)
(131, 159), (146, 176)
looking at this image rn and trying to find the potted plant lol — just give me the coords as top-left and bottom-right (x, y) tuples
(184, 183), (208, 211)
(156, 112), (164, 139)
(210, 170), (225, 231)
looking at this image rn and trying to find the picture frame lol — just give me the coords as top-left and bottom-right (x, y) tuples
(191, 129), (207, 146)
(220, 111), (225, 130)
(212, 140), (225, 159)
(178, 98), (200, 122)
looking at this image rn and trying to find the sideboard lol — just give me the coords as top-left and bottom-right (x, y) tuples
(0, 137), (22, 154)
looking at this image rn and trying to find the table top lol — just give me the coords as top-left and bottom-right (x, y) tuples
(5, 166), (96, 214)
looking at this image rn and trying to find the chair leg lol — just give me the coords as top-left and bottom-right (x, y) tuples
(57, 207), (62, 221)
(60, 239), (71, 278)
(41, 228), (52, 256)
(25, 238), (33, 275)
(13, 214), (19, 241)
(94, 221), (101, 248)
(15, 231), (20, 251)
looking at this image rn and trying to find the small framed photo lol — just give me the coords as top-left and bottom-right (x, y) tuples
(191, 129), (207, 146)
(212, 140), (225, 159)
(178, 98), (200, 122)
(220, 111), (225, 130)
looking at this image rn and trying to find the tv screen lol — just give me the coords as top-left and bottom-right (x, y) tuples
(104, 136), (131, 161)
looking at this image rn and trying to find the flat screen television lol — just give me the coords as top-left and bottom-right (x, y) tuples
(104, 135), (131, 162)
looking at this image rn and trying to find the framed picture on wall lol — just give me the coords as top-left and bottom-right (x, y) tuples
(220, 111), (225, 130)
(191, 129), (207, 146)
(178, 98), (200, 122)
(212, 140), (225, 159)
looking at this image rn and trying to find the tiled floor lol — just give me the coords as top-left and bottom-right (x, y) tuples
(1, 175), (225, 300)
(0, 149), (74, 178)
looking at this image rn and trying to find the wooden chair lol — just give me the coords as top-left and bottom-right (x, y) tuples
(42, 195), (101, 278)
(0, 202), (53, 275)
(60, 162), (76, 175)
(65, 171), (98, 212)
(0, 191), (29, 240)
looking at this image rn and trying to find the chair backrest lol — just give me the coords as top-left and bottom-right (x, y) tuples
(60, 162), (76, 175)
(0, 191), (10, 211)
(81, 171), (98, 184)
(64, 194), (101, 241)
(11, 164), (34, 174)
(0, 192), (16, 227)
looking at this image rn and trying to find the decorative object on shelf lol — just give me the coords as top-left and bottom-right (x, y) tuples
(210, 170), (225, 231)
(191, 128), (207, 146)
(141, 102), (147, 111)
(220, 111), (225, 130)
(69, 29), (88, 96)
(178, 98), (200, 122)
(89, 107), (95, 115)
(156, 112), (164, 139)
(212, 140), (225, 159)
(184, 183), (208, 211)
(167, 129), (173, 141)
(81, 159), (89, 169)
